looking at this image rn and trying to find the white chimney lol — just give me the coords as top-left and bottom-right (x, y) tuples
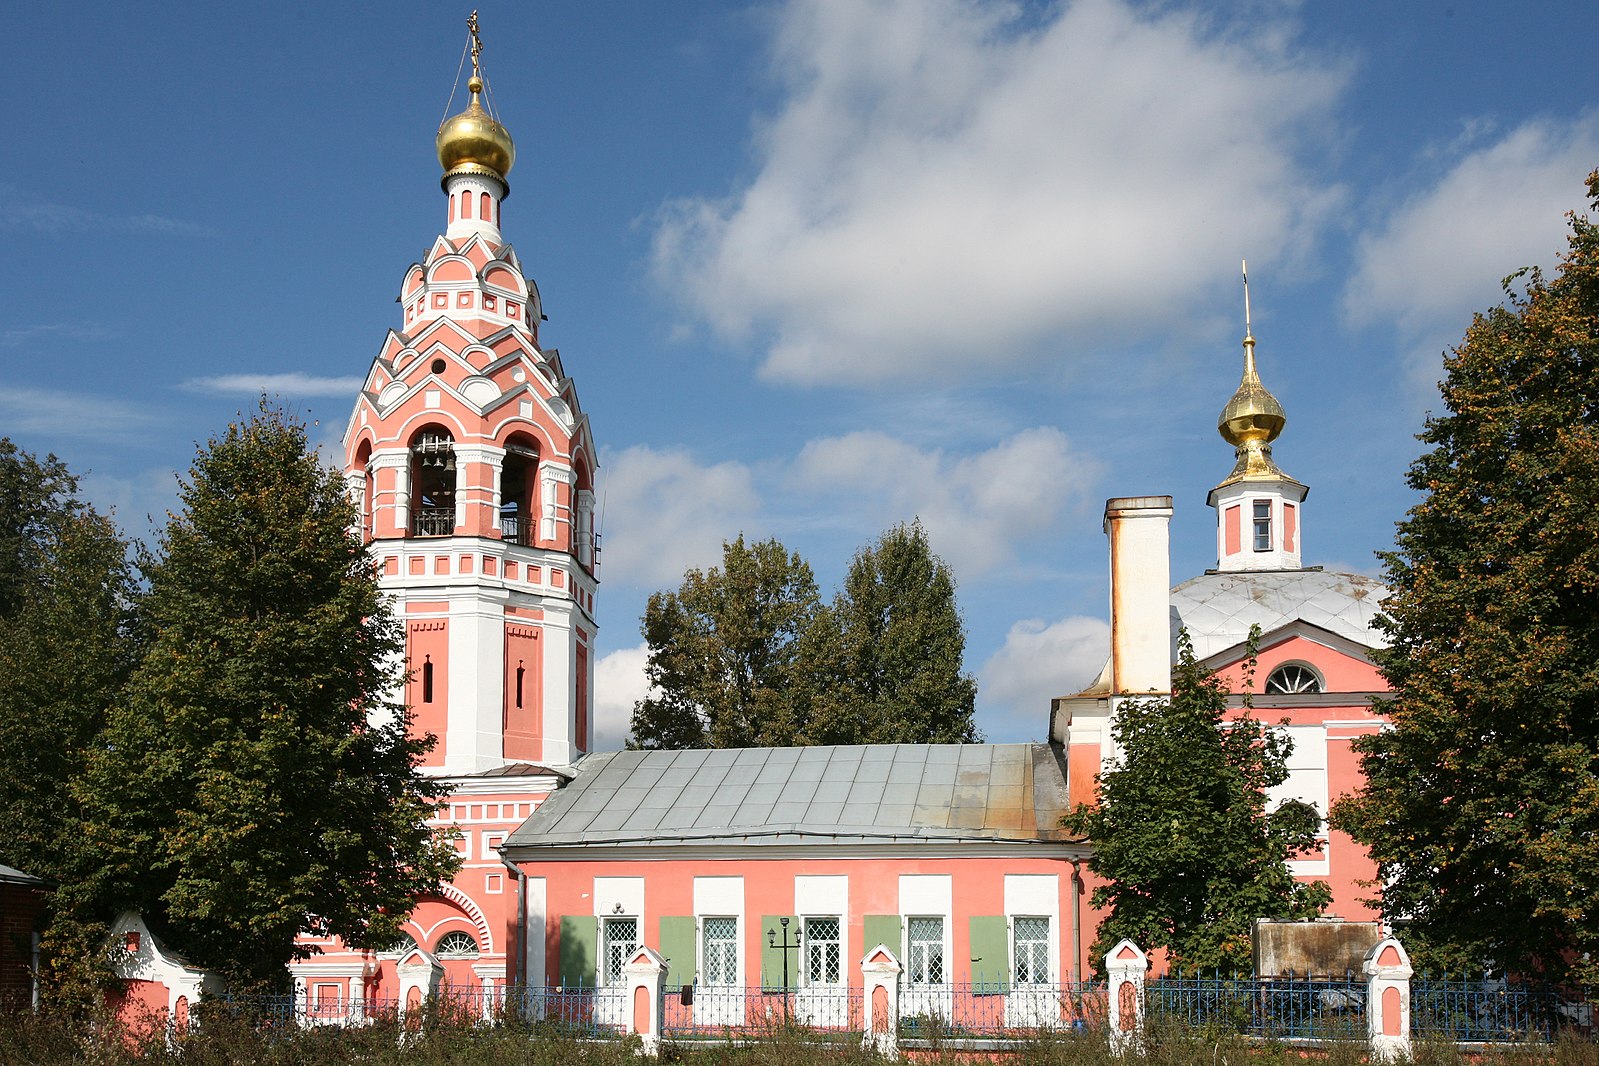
(1103, 496), (1173, 695)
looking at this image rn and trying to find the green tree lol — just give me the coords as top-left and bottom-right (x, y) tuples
(629, 535), (821, 748)
(0, 441), (134, 875)
(1331, 172), (1599, 981)
(1063, 632), (1329, 973)
(807, 520), (980, 744)
(0, 442), (134, 999)
(68, 406), (458, 990)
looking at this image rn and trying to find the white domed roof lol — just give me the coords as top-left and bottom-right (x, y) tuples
(1170, 568), (1389, 661)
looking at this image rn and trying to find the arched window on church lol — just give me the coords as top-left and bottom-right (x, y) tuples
(353, 438), (374, 540)
(500, 437), (538, 545)
(410, 428), (457, 536)
(1265, 663), (1323, 694)
(435, 931), (479, 959)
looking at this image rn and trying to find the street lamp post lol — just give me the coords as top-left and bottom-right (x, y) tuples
(767, 917), (799, 1021)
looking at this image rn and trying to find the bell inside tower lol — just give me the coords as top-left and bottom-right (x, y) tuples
(411, 428), (458, 537)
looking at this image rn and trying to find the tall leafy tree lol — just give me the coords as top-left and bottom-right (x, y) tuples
(0, 442), (134, 998)
(629, 535), (821, 748)
(69, 406), (457, 990)
(0, 441), (133, 875)
(1064, 632), (1329, 974)
(1331, 172), (1599, 981)
(807, 520), (980, 744)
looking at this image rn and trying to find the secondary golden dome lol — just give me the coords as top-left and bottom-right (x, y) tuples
(436, 74), (516, 186)
(1218, 334), (1285, 447)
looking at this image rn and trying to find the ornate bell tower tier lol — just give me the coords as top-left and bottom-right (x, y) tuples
(1206, 265), (1308, 573)
(342, 21), (598, 773)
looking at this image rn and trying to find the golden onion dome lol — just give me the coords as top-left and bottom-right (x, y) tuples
(436, 75), (515, 186)
(1218, 334), (1286, 447)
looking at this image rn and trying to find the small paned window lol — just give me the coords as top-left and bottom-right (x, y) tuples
(1265, 664), (1323, 694)
(1013, 917), (1050, 985)
(386, 932), (418, 955)
(804, 916), (842, 985)
(602, 917), (639, 985)
(907, 917), (945, 987)
(1253, 500), (1272, 552)
(701, 917), (738, 986)
(435, 931), (479, 958)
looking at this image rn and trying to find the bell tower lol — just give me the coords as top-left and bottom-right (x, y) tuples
(1207, 263), (1307, 572)
(342, 17), (598, 772)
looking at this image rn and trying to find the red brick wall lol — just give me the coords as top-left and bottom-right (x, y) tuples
(0, 883), (46, 1007)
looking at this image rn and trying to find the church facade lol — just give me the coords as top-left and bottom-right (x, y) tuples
(1053, 316), (1389, 923)
(278, 25), (1390, 1014)
(286, 30), (596, 1011)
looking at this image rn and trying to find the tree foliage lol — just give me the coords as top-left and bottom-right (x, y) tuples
(629, 523), (981, 749)
(807, 520), (980, 744)
(629, 535), (821, 748)
(1331, 172), (1599, 981)
(0, 440), (134, 879)
(1063, 632), (1329, 974)
(68, 406), (458, 990)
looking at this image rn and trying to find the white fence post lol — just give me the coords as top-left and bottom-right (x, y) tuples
(1105, 939), (1148, 1054)
(1364, 936), (1413, 1062)
(860, 944), (902, 1059)
(624, 946), (668, 1056)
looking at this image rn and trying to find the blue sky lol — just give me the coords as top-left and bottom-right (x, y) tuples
(5, 1), (1597, 747)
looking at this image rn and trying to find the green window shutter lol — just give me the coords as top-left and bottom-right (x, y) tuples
(862, 914), (902, 960)
(558, 916), (597, 988)
(759, 915), (799, 991)
(969, 915), (1010, 993)
(658, 915), (697, 990)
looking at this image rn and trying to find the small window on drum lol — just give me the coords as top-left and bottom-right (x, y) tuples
(1265, 663), (1322, 694)
(435, 931), (479, 958)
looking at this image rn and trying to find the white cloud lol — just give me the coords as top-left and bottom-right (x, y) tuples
(1345, 112), (1599, 392)
(594, 643), (652, 752)
(0, 381), (163, 443)
(0, 323), (113, 348)
(652, 0), (1346, 384)
(597, 445), (761, 587)
(979, 615), (1109, 741)
(0, 184), (212, 236)
(182, 372), (365, 397)
(790, 427), (1100, 576)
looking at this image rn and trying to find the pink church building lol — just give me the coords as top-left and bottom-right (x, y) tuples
(285, 33), (597, 1012)
(1053, 319), (1389, 923)
(255, 23), (1389, 1016)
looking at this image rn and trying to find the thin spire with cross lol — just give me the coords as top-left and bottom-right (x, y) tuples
(468, 10), (483, 81)
(1242, 259), (1254, 342)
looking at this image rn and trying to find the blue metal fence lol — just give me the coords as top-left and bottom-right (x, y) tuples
(895, 982), (1109, 1039)
(660, 984), (864, 1039)
(1410, 979), (1567, 1044)
(1148, 974), (1367, 1041)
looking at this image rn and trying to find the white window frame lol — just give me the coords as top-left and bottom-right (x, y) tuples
(699, 915), (739, 987)
(905, 915), (947, 988)
(600, 915), (639, 987)
(1011, 916), (1051, 986)
(801, 915), (843, 988)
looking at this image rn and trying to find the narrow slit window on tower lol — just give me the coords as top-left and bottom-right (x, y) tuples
(1253, 499), (1272, 552)
(515, 662), (524, 708)
(422, 656), (434, 703)
(481, 192), (491, 221)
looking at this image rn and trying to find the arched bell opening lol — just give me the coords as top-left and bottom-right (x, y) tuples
(500, 435), (539, 545)
(410, 427), (458, 537)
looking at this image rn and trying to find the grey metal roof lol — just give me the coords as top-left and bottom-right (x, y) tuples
(1171, 569), (1388, 660)
(504, 743), (1073, 850)
(0, 863), (47, 887)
